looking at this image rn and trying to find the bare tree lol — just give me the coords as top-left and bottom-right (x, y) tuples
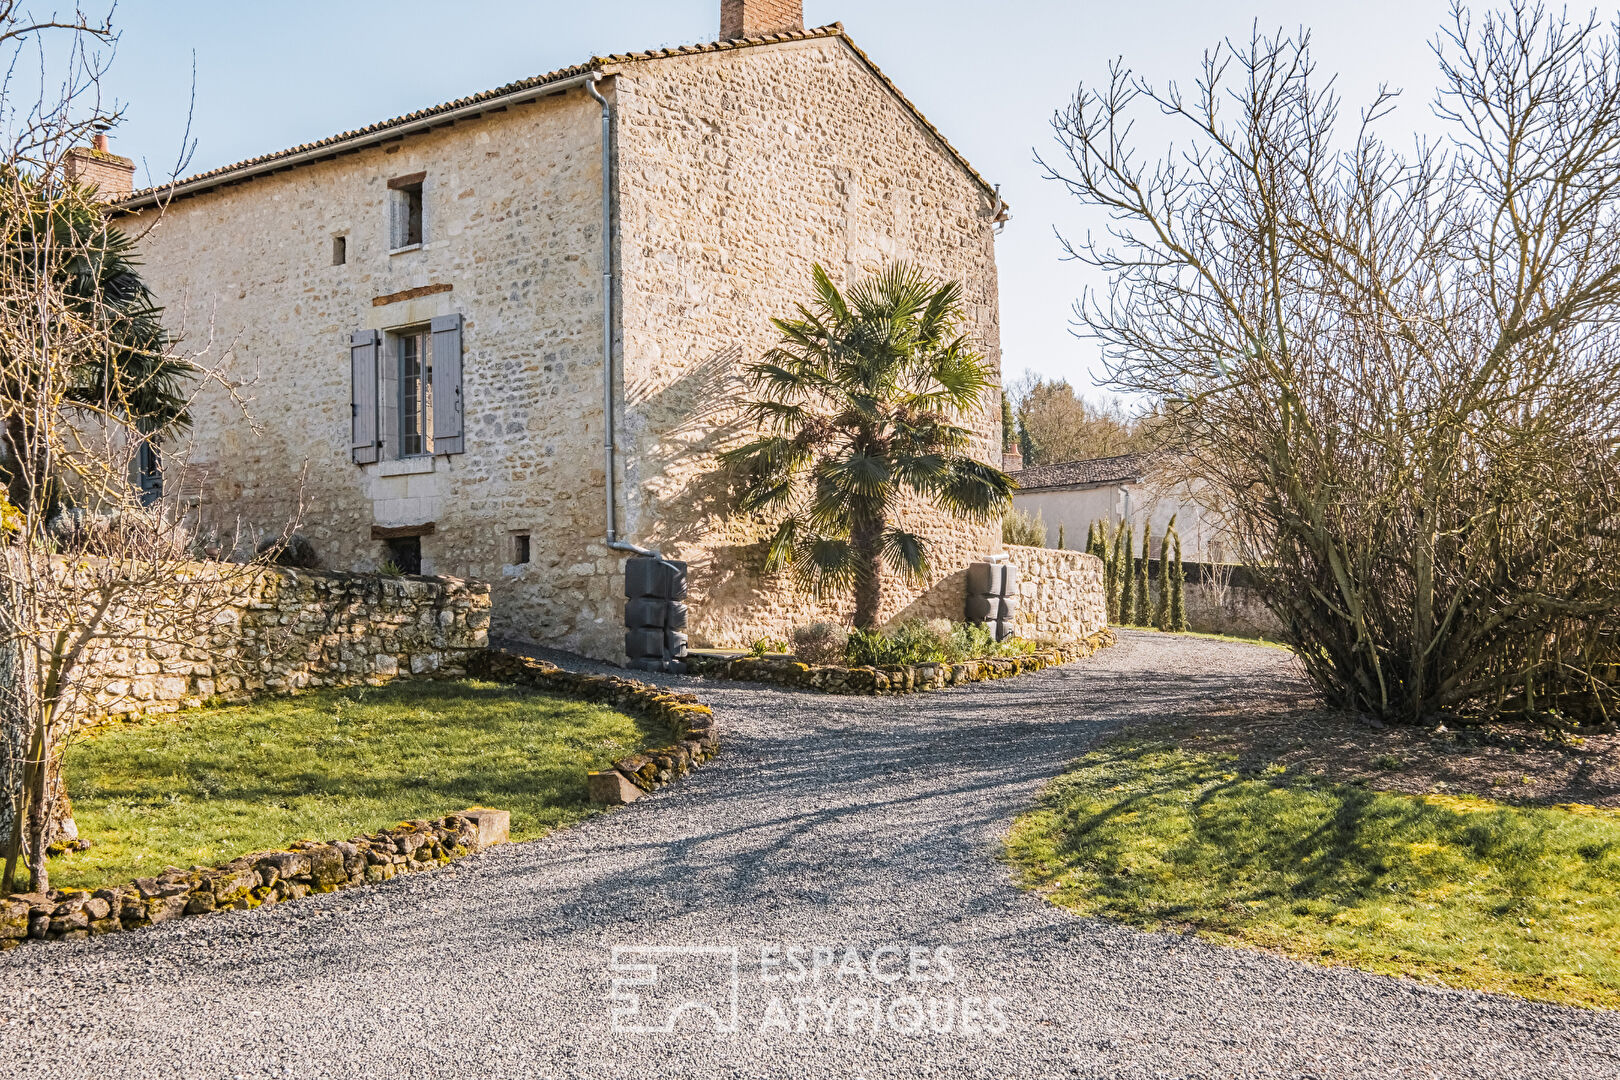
(0, 5), (291, 894)
(1045, 1), (1620, 727)
(1005, 373), (1159, 466)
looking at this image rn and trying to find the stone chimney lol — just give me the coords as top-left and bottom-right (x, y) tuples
(1002, 447), (1024, 472)
(721, 0), (804, 39)
(64, 132), (136, 202)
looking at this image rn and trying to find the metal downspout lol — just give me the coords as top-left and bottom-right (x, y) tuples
(587, 72), (660, 560)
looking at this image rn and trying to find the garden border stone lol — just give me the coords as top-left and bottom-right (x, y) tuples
(4, 646), (726, 944)
(684, 629), (1116, 695)
(469, 650), (721, 805)
(1, 809), (509, 948)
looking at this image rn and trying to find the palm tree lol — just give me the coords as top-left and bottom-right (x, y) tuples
(722, 263), (1014, 629)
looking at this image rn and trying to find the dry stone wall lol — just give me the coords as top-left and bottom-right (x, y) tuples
(2, 809), (509, 946)
(75, 566), (490, 725)
(1004, 546), (1108, 643)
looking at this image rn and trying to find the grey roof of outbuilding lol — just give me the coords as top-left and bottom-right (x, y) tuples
(117, 23), (1001, 211)
(1009, 454), (1150, 492)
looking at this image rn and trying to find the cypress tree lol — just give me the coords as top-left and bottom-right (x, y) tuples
(1057, 522), (1066, 550)
(1107, 519), (1126, 623)
(1134, 521), (1150, 626)
(1118, 520), (1136, 625)
(1170, 524), (1188, 632)
(1155, 514), (1174, 630)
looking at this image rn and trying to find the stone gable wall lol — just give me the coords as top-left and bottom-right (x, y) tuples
(74, 567), (490, 725)
(611, 37), (1006, 650)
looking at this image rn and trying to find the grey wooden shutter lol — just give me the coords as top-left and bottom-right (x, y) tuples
(430, 313), (464, 455)
(350, 329), (381, 464)
(387, 190), (403, 249)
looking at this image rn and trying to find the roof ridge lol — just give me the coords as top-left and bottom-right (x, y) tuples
(122, 24), (846, 206)
(119, 22), (1000, 210)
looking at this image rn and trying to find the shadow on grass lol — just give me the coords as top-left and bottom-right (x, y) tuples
(51, 679), (668, 890)
(1007, 737), (1620, 1008)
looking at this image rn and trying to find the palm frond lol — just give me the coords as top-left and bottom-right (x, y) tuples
(763, 516), (800, 574)
(792, 534), (860, 597)
(929, 455), (1017, 522)
(881, 527), (930, 584)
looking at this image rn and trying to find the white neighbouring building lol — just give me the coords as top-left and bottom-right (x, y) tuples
(1009, 454), (1230, 562)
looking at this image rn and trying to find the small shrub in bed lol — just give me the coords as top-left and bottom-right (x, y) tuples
(791, 621), (850, 665)
(843, 618), (1038, 667)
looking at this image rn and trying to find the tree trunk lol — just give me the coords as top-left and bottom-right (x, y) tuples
(852, 519), (884, 630)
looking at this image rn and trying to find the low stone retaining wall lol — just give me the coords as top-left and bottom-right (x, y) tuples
(471, 650), (720, 805)
(1004, 546), (1108, 642)
(76, 566), (491, 725)
(686, 629), (1116, 695)
(1, 809), (509, 947)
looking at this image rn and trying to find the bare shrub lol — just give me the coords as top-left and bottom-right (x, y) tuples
(1046, 2), (1620, 725)
(0, 5), (299, 891)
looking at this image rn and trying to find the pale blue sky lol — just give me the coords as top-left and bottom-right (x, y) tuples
(100, 0), (1458, 394)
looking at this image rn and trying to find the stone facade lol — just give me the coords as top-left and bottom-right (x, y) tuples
(1004, 546), (1108, 643)
(122, 26), (1005, 664)
(72, 566), (489, 725)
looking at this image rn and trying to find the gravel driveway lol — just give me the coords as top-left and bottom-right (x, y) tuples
(5, 632), (1618, 1079)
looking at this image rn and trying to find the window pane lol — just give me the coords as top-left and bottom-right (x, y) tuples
(400, 334), (422, 456)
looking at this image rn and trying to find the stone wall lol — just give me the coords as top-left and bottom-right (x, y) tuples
(1185, 582), (1285, 640)
(74, 566), (490, 724)
(3, 809), (509, 946)
(611, 35), (1006, 651)
(1004, 545), (1108, 643)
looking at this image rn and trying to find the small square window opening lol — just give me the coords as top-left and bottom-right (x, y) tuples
(383, 536), (422, 576)
(512, 532), (531, 566)
(388, 173), (426, 249)
(332, 235), (347, 265)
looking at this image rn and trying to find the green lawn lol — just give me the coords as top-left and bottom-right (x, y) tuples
(51, 679), (660, 891)
(1005, 738), (1620, 1010)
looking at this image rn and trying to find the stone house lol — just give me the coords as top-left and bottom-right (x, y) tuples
(111, 2), (1012, 663)
(1009, 454), (1230, 562)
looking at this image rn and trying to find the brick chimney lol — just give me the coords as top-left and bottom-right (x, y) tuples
(721, 0), (804, 39)
(64, 131), (136, 202)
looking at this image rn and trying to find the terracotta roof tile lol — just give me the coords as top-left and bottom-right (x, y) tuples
(121, 24), (1000, 209)
(1009, 454), (1151, 492)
